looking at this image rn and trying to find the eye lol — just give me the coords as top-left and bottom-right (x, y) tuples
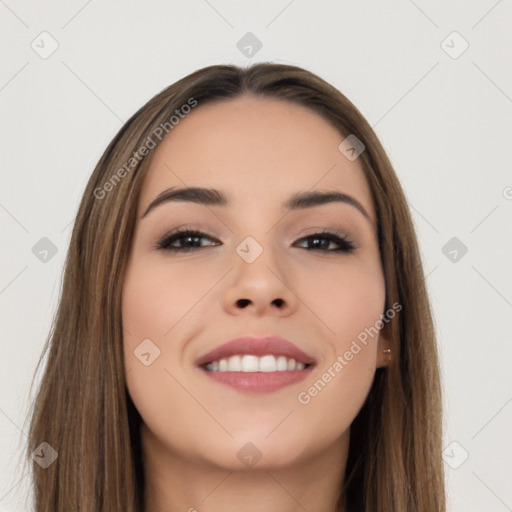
(155, 229), (219, 252)
(293, 230), (356, 253)
(156, 228), (356, 254)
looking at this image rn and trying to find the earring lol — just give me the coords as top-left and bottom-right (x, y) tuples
(383, 348), (391, 363)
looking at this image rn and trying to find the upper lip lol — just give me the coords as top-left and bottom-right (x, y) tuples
(195, 336), (317, 367)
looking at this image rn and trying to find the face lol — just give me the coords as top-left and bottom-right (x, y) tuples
(122, 95), (390, 470)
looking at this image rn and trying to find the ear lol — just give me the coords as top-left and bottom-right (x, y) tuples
(375, 320), (392, 368)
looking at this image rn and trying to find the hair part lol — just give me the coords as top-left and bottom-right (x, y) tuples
(23, 62), (445, 511)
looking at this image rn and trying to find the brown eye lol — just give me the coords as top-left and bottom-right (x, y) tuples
(293, 231), (356, 253)
(156, 229), (219, 252)
(155, 228), (355, 254)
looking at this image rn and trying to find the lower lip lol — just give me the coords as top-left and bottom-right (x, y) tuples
(200, 368), (313, 393)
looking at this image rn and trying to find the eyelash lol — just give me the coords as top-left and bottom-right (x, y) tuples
(155, 228), (356, 254)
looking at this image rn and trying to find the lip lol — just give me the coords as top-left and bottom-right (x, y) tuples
(195, 335), (317, 367)
(202, 369), (314, 393)
(195, 335), (316, 394)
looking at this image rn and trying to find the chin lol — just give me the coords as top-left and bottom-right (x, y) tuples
(201, 429), (312, 471)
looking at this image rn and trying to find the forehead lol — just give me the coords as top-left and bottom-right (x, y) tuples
(138, 95), (375, 222)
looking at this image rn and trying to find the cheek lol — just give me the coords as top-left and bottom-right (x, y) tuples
(122, 258), (215, 351)
(121, 260), (217, 451)
(121, 256), (227, 392)
(293, 261), (385, 416)
(297, 257), (386, 347)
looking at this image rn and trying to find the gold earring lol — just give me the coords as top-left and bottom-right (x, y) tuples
(383, 348), (391, 363)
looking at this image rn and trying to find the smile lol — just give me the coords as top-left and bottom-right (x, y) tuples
(202, 354), (310, 372)
(199, 354), (315, 394)
(195, 335), (316, 393)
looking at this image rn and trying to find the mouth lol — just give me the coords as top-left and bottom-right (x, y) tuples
(195, 336), (316, 393)
(201, 354), (313, 372)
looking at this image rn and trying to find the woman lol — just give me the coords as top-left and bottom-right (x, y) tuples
(24, 63), (445, 511)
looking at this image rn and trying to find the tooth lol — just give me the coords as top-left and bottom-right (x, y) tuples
(204, 355), (309, 372)
(241, 355), (259, 372)
(259, 355), (277, 372)
(227, 355), (242, 371)
(276, 355), (288, 371)
(287, 358), (296, 370)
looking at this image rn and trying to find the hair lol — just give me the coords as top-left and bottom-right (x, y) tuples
(21, 62), (445, 511)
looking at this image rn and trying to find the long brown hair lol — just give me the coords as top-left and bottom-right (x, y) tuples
(22, 62), (445, 511)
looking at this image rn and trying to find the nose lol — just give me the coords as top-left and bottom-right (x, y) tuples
(221, 243), (299, 317)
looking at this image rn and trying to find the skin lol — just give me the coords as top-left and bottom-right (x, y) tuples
(122, 94), (391, 512)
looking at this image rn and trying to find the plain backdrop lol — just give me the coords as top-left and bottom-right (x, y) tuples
(1, 1), (511, 511)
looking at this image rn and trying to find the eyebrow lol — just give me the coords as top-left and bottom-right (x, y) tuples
(141, 186), (372, 222)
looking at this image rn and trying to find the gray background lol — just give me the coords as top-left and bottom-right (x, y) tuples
(1, 1), (511, 510)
